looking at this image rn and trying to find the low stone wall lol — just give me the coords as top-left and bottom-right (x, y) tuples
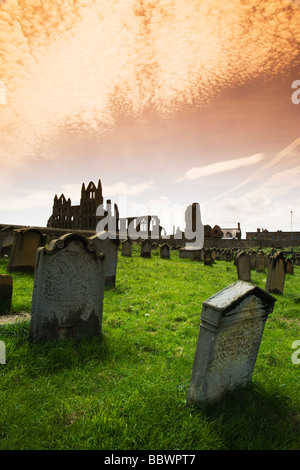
(1, 224), (300, 249)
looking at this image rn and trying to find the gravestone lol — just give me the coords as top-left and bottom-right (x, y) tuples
(179, 247), (202, 260)
(234, 251), (251, 282)
(89, 232), (120, 287)
(29, 233), (105, 342)
(265, 252), (287, 294)
(248, 250), (256, 270)
(286, 258), (294, 275)
(204, 249), (213, 266)
(121, 239), (132, 257)
(8, 228), (46, 272)
(255, 250), (265, 273)
(141, 239), (152, 258)
(225, 250), (233, 262)
(0, 274), (13, 315)
(186, 280), (276, 405)
(0, 226), (15, 257)
(160, 243), (170, 259)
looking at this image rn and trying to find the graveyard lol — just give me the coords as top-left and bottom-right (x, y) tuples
(0, 241), (299, 450)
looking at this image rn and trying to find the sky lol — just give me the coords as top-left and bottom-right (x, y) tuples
(0, 0), (300, 236)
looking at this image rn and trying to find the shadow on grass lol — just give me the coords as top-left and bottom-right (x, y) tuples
(0, 320), (118, 376)
(188, 382), (299, 450)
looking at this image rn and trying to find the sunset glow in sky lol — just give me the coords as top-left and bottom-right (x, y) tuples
(1, 0), (300, 234)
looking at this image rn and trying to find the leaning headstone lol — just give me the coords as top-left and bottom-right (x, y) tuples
(121, 239), (132, 257)
(89, 232), (119, 287)
(29, 233), (105, 342)
(0, 274), (13, 315)
(265, 252), (287, 295)
(8, 228), (46, 272)
(186, 280), (276, 405)
(160, 243), (170, 259)
(255, 250), (265, 273)
(234, 251), (251, 282)
(286, 257), (294, 275)
(141, 239), (152, 258)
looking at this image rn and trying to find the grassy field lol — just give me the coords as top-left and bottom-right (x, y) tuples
(0, 245), (299, 450)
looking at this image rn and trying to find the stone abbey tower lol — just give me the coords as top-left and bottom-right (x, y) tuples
(47, 180), (118, 231)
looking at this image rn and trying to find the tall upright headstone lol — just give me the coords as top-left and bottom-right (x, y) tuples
(255, 250), (265, 273)
(29, 234), (105, 342)
(141, 239), (152, 258)
(89, 231), (120, 287)
(234, 251), (251, 282)
(160, 243), (170, 259)
(186, 281), (276, 405)
(265, 251), (287, 295)
(121, 239), (132, 257)
(8, 228), (46, 272)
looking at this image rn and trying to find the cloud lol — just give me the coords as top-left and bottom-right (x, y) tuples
(208, 137), (300, 201)
(177, 153), (265, 182)
(0, 0), (300, 170)
(103, 180), (156, 197)
(0, 190), (54, 211)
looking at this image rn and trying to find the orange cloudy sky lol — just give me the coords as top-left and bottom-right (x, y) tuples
(0, 0), (300, 234)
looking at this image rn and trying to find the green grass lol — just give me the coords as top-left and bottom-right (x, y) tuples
(0, 246), (299, 450)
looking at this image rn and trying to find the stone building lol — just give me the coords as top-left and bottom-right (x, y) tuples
(47, 180), (117, 231)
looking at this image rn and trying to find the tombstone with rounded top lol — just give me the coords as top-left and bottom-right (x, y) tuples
(160, 243), (170, 259)
(121, 239), (132, 257)
(29, 233), (105, 342)
(141, 239), (152, 258)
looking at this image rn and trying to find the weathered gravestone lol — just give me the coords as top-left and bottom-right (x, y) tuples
(186, 280), (276, 405)
(29, 233), (105, 342)
(179, 247), (202, 260)
(0, 274), (13, 315)
(234, 251), (251, 282)
(8, 228), (46, 272)
(141, 239), (152, 258)
(286, 257), (294, 275)
(248, 250), (256, 270)
(160, 243), (170, 259)
(204, 249), (213, 266)
(89, 232), (120, 287)
(225, 250), (233, 262)
(0, 226), (15, 257)
(121, 239), (132, 257)
(255, 250), (265, 273)
(265, 251), (287, 295)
